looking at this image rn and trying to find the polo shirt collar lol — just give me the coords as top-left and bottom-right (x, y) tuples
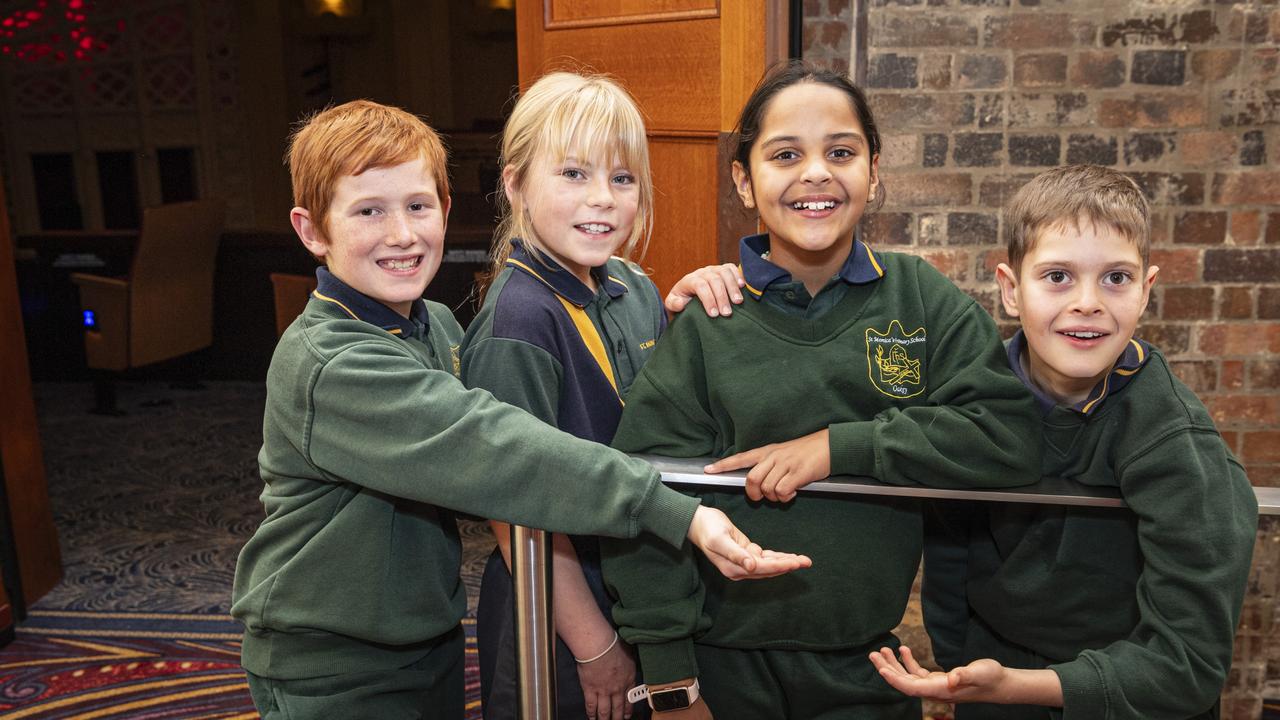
(1007, 330), (1150, 417)
(505, 239), (627, 307)
(312, 266), (430, 338)
(738, 233), (885, 300)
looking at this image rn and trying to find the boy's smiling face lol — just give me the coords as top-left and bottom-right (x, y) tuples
(293, 157), (449, 318)
(997, 217), (1159, 406)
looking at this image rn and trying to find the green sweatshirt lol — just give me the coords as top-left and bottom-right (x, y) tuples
(231, 270), (699, 680)
(601, 249), (1041, 683)
(924, 338), (1257, 720)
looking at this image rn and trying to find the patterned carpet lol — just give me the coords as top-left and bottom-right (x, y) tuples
(6, 381), (494, 718)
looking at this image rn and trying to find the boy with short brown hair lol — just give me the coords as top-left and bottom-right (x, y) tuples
(875, 164), (1258, 720)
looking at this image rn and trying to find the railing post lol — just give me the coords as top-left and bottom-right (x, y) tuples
(512, 524), (556, 719)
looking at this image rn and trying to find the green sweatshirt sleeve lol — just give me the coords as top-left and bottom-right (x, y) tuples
(920, 499), (977, 670)
(602, 318), (718, 683)
(1049, 429), (1257, 720)
(305, 337), (699, 548)
(461, 335), (562, 424)
(828, 297), (1042, 489)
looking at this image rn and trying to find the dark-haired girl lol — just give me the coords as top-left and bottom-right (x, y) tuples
(602, 62), (1041, 719)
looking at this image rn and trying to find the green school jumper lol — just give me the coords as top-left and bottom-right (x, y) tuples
(602, 235), (1042, 720)
(232, 268), (699, 719)
(923, 332), (1258, 720)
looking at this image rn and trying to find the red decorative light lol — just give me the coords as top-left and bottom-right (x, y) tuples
(1, 0), (110, 64)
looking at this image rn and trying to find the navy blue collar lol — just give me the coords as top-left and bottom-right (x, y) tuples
(312, 266), (430, 338)
(1007, 330), (1150, 416)
(504, 239), (628, 307)
(738, 233), (884, 300)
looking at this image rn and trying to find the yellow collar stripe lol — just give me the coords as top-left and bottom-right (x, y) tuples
(739, 264), (764, 297)
(864, 242), (884, 277)
(555, 295), (622, 403)
(312, 290), (359, 320)
(1080, 372), (1111, 414)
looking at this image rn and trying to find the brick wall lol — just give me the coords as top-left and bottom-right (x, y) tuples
(806, 1), (1278, 718)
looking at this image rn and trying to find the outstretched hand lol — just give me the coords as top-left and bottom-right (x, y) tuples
(704, 429), (831, 503)
(665, 263), (745, 317)
(869, 646), (1007, 704)
(687, 506), (812, 580)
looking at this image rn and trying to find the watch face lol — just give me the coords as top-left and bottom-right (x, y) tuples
(650, 688), (692, 712)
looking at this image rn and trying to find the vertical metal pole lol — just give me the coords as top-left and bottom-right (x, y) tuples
(512, 524), (556, 719)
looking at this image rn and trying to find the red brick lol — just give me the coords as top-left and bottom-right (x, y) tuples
(1230, 211), (1262, 246)
(919, 249), (970, 282)
(1260, 288), (1280, 319)
(1180, 131), (1238, 166)
(1268, 213), (1280, 245)
(1213, 172), (1280, 205)
(864, 212), (913, 246)
(1150, 248), (1202, 284)
(1243, 431), (1280, 463)
(1138, 323), (1190, 354)
(870, 93), (975, 130)
(978, 174), (1036, 208)
(1191, 49), (1241, 82)
(1014, 54), (1068, 88)
(1198, 323), (1280, 355)
(888, 172), (972, 207)
(1223, 360), (1246, 390)
(1221, 287), (1254, 319)
(976, 248), (1008, 282)
(1204, 249), (1280, 283)
(1162, 286), (1215, 319)
(1171, 360), (1218, 393)
(1174, 211), (1227, 245)
(1219, 431), (1240, 455)
(1244, 464), (1280, 488)
(1206, 395), (1280, 426)
(876, 15), (978, 47)
(1098, 94), (1207, 129)
(920, 54), (952, 90)
(1249, 359), (1280, 388)
(985, 14), (1074, 49)
(1070, 51), (1125, 88)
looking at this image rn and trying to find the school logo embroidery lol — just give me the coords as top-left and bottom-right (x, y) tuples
(450, 344), (462, 378)
(865, 320), (926, 399)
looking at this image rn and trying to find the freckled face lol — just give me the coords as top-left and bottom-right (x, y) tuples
(997, 219), (1159, 405)
(732, 82), (879, 268)
(294, 157), (449, 318)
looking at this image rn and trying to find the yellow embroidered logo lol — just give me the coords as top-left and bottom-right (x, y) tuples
(638, 339), (656, 350)
(865, 320), (926, 399)
(450, 344), (462, 378)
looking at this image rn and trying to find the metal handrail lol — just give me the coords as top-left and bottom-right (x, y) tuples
(512, 456), (1280, 718)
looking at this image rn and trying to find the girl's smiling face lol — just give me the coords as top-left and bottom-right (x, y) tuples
(732, 82), (879, 285)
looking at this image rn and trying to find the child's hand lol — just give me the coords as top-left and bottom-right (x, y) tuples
(578, 639), (638, 720)
(705, 429), (831, 503)
(665, 263), (744, 317)
(687, 506), (812, 580)
(869, 646), (1008, 704)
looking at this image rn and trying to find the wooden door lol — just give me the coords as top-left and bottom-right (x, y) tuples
(515, 1), (787, 294)
(0, 173), (63, 606)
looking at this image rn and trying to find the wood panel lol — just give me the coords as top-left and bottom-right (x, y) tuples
(517, 0), (786, 291)
(0, 177), (63, 604)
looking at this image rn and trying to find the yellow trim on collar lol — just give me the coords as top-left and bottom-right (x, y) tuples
(1080, 372), (1111, 414)
(739, 264), (763, 297)
(555, 295), (622, 402)
(312, 290), (358, 320)
(863, 242), (884, 277)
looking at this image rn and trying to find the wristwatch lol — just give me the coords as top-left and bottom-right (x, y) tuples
(628, 679), (701, 712)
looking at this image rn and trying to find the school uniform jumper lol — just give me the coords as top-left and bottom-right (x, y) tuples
(601, 235), (1042, 720)
(232, 267), (700, 720)
(461, 241), (665, 718)
(922, 332), (1258, 720)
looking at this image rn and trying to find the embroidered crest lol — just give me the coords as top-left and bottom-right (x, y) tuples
(865, 320), (926, 399)
(450, 344), (462, 378)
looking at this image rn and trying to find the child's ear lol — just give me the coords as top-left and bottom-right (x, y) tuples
(1139, 264), (1159, 315)
(731, 161), (755, 210)
(291, 207), (328, 260)
(501, 165), (520, 204)
(441, 194), (452, 232)
(995, 262), (1021, 318)
(869, 154), (880, 203)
